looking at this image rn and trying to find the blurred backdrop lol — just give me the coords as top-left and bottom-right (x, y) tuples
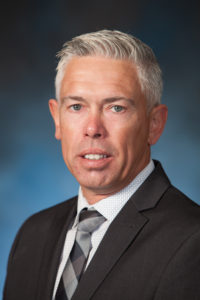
(1, 0), (200, 296)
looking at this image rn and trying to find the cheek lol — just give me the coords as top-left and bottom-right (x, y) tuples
(60, 118), (77, 143)
(118, 121), (149, 155)
(60, 126), (74, 158)
(113, 125), (136, 156)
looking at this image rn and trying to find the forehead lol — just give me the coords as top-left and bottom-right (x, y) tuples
(60, 56), (142, 99)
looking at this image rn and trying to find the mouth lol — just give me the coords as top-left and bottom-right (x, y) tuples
(78, 149), (112, 165)
(83, 154), (109, 160)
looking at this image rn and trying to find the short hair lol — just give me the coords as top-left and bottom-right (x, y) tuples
(55, 29), (163, 110)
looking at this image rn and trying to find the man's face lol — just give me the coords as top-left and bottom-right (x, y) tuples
(49, 56), (167, 203)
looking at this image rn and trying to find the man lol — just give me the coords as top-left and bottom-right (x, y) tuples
(3, 30), (200, 300)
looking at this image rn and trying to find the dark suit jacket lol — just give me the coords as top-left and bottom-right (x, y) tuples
(3, 161), (200, 300)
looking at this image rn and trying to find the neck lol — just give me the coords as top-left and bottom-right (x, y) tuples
(81, 158), (152, 204)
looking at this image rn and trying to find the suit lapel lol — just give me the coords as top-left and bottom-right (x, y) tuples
(72, 161), (171, 300)
(37, 198), (77, 300)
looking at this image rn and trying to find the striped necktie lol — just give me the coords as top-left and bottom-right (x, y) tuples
(55, 209), (106, 300)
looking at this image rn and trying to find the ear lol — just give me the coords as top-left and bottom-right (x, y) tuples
(148, 104), (168, 145)
(49, 99), (61, 140)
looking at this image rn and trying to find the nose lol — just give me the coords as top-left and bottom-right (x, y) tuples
(84, 112), (106, 139)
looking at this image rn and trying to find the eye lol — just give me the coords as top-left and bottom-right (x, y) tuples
(111, 105), (125, 112)
(70, 104), (82, 111)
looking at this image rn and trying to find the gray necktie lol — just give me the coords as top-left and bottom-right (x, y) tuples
(55, 209), (106, 300)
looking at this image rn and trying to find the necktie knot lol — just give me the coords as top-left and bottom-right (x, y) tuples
(77, 209), (106, 233)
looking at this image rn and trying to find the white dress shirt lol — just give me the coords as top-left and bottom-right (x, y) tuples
(52, 160), (154, 299)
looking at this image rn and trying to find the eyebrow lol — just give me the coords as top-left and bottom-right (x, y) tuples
(62, 96), (85, 103)
(61, 95), (135, 106)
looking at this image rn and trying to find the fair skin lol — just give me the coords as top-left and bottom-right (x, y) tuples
(49, 56), (168, 204)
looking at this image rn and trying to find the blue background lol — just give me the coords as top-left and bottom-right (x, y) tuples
(1, 0), (200, 297)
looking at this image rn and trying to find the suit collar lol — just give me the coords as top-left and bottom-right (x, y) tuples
(132, 160), (171, 211)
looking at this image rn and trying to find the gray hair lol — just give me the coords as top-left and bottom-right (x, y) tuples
(55, 30), (163, 110)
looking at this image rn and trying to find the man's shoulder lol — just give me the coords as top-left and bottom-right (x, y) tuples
(151, 160), (199, 216)
(19, 196), (78, 234)
(6, 196), (78, 273)
(143, 160), (200, 231)
(164, 185), (199, 214)
(157, 184), (200, 230)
